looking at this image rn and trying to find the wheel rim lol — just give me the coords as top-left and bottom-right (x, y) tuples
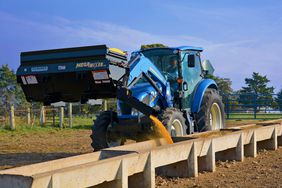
(209, 103), (222, 130)
(171, 119), (184, 136)
(106, 125), (122, 147)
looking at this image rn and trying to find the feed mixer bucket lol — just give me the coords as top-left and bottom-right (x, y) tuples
(17, 45), (128, 105)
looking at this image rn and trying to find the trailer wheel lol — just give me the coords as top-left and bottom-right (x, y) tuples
(90, 111), (121, 151)
(195, 88), (225, 132)
(160, 108), (187, 136)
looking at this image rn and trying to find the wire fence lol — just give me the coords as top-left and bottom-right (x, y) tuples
(0, 100), (117, 130)
(1, 93), (281, 130)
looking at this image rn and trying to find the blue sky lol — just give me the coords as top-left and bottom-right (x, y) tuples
(0, 0), (281, 91)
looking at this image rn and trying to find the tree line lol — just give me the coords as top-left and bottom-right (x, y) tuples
(0, 64), (29, 114)
(211, 72), (282, 112)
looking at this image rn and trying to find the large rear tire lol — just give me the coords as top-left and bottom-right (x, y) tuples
(160, 108), (187, 136)
(90, 111), (121, 151)
(195, 88), (225, 132)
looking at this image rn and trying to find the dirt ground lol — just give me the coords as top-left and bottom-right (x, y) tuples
(0, 129), (93, 170)
(0, 120), (281, 187)
(156, 147), (282, 188)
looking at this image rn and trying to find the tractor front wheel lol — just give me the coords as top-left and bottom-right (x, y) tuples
(160, 108), (187, 136)
(90, 111), (122, 151)
(195, 88), (225, 132)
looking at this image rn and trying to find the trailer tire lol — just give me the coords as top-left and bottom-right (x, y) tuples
(160, 108), (187, 136)
(90, 111), (120, 151)
(195, 88), (225, 132)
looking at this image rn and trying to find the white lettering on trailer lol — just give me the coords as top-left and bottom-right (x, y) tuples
(58, 65), (66, 70)
(31, 66), (48, 72)
(76, 62), (104, 69)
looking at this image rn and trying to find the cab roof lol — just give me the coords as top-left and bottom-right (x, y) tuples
(140, 46), (203, 52)
(174, 46), (203, 52)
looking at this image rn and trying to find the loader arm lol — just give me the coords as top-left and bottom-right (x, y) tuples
(126, 53), (170, 108)
(114, 53), (170, 117)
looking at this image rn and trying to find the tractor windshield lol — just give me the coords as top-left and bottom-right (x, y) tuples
(142, 49), (179, 80)
(142, 48), (179, 93)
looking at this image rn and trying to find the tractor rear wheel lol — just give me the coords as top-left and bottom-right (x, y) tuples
(90, 111), (122, 151)
(195, 88), (225, 132)
(160, 108), (187, 136)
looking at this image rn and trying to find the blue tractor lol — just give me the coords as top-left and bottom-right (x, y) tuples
(17, 45), (225, 151)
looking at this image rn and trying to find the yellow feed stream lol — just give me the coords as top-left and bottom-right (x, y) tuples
(149, 115), (174, 144)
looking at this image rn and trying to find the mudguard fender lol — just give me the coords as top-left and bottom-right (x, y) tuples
(191, 79), (218, 113)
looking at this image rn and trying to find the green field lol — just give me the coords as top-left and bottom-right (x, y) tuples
(226, 113), (282, 119)
(0, 113), (281, 134)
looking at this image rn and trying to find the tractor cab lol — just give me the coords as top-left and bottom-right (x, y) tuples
(139, 46), (207, 110)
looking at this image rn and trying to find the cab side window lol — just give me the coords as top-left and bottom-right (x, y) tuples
(188, 54), (195, 67)
(187, 53), (201, 75)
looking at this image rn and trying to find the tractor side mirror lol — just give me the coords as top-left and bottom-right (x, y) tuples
(202, 60), (215, 75)
(188, 54), (195, 67)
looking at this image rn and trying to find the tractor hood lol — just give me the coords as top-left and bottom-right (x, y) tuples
(131, 82), (160, 100)
(118, 82), (160, 115)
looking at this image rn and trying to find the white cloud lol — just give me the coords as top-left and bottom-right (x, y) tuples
(0, 11), (281, 92)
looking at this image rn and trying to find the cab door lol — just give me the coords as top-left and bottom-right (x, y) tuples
(181, 51), (203, 109)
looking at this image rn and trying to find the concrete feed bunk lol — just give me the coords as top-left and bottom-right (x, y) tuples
(0, 121), (281, 188)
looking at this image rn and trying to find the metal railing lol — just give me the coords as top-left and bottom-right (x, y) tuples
(222, 93), (282, 119)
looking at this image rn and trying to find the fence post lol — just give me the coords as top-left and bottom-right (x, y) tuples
(59, 107), (64, 128)
(253, 94), (257, 119)
(10, 105), (15, 130)
(52, 107), (56, 126)
(40, 106), (46, 126)
(104, 100), (108, 111)
(27, 107), (31, 125)
(68, 103), (73, 128)
(226, 96), (230, 119)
